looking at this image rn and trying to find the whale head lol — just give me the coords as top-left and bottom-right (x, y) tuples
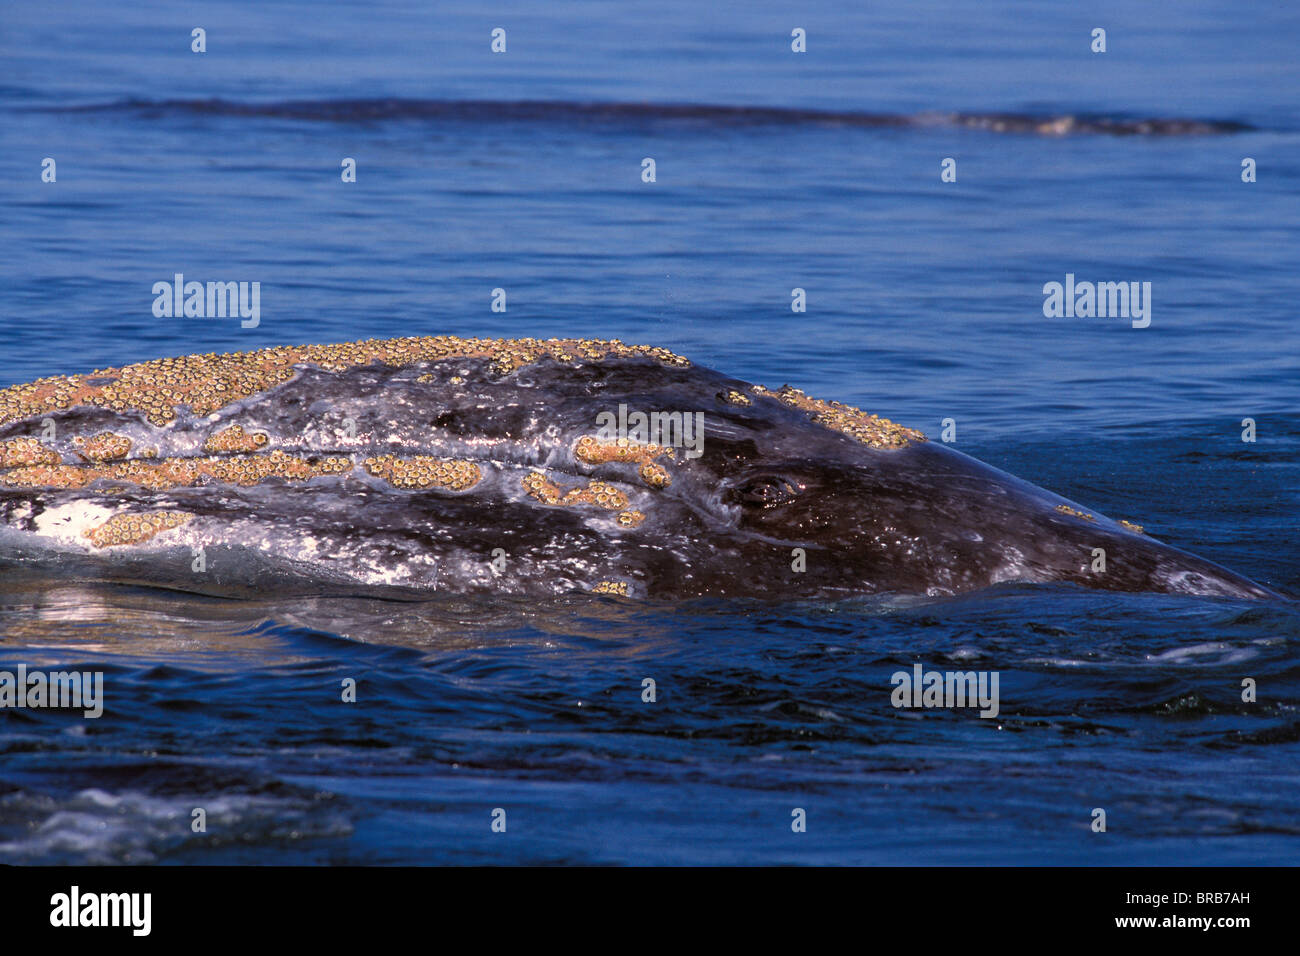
(0, 336), (1279, 601)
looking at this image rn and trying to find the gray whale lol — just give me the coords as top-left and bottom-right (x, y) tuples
(48, 98), (1255, 137)
(0, 336), (1277, 600)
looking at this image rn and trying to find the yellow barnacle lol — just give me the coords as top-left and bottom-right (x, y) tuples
(638, 461), (671, 489)
(74, 432), (133, 462)
(573, 436), (674, 490)
(750, 384), (925, 449)
(1055, 504), (1095, 521)
(586, 481), (627, 509)
(365, 454), (480, 491)
(0, 336), (698, 431)
(84, 510), (192, 549)
(616, 510), (645, 528)
(524, 472), (628, 510)
(0, 437), (61, 468)
(0, 464), (91, 489)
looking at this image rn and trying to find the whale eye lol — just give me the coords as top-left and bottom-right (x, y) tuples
(733, 475), (802, 509)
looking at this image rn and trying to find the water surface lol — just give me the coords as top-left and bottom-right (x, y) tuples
(1, 0), (1297, 864)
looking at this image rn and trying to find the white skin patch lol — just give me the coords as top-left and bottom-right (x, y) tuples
(32, 501), (122, 549)
(359, 554), (413, 587)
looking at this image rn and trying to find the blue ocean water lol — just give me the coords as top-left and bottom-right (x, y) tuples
(0, 1), (1297, 864)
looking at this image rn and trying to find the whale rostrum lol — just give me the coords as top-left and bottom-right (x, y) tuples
(0, 336), (1277, 600)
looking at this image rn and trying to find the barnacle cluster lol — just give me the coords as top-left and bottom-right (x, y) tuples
(522, 471), (629, 510)
(750, 385), (924, 448)
(74, 431), (133, 462)
(1055, 504), (1095, 521)
(203, 424), (269, 454)
(0, 437), (61, 468)
(362, 455), (481, 491)
(574, 435), (675, 488)
(1, 451), (352, 490)
(0, 337), (692, 429)
(84, 510), (192, 548)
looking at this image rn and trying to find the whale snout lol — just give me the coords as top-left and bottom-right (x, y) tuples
(1143, 542), (1282, 601)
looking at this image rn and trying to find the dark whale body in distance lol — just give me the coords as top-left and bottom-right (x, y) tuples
(44, 97), (1257, 137)
(0, 336), (1279, 601)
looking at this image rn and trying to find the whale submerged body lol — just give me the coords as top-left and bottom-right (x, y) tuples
(0, 336), (1276, 600)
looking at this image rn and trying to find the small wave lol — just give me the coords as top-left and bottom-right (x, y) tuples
(1146, 641), (1262, 665)
(36, 97), (1254, 136)
(0, 786), (352, 864)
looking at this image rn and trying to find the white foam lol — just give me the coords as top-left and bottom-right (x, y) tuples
(31, 501), (121, 549)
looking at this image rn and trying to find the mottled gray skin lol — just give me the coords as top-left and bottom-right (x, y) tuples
(0, 353), (1278, 600)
